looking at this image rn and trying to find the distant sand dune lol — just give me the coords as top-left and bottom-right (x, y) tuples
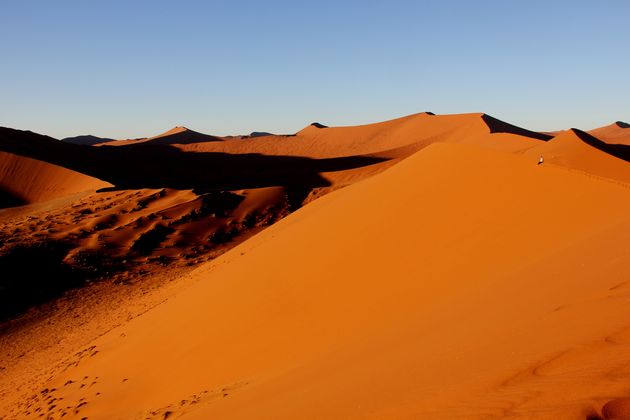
(61, 134), (114, 146)
(589, 121), (630, 145)
(100, 126), (223, 146)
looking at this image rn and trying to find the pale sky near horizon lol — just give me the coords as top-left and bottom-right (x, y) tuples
(1, 0), (628, 139)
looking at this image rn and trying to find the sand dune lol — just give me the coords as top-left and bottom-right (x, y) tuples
(0, 125), (386, 198)
(0, 185), (291, 322)
(0, 113), (551, 199)
(7, 141), (630, 419)
(0, 151), (110, 205)
(525, 128), (630, 183)
(4, 113), (630, 419)
(589, 121), (630, 145)
(169, 112), (548, 159)
(61, 135), (114, 146)
(98, 126), (222, 146)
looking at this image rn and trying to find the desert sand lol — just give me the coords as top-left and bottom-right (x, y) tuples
(0, 151), (110, 207)
(525, 129), (630, 184)
(589, 121), (630, 145)
(2, 114), (630, 419)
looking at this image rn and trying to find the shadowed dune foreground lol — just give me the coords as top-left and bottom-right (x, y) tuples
(2, 113), (630, 419)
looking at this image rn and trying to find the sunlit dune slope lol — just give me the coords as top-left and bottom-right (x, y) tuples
(589, 121), (630, 145)
(15, 142), (630, 419)
(164, 112), (549, 159)
(0, 151), (110, 205)
(525, 128), (630, 183)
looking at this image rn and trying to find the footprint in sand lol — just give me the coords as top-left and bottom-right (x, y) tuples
(143, 381), (249, 419)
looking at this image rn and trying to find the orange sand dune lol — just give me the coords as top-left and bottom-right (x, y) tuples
(525, 128), (630, 183)
(0, 151), (110, 206)
(11, 142), (630, 419)
(589, 121), (630, 145)
(94, 112), (548, 161)
(168, 112), (549, 198)
(81, 112), (551, 203)
(59, 186), (290, 262)
(0, 182), (291, 322)
(99, 126), (221, 146)
(169, 112), (549, 159)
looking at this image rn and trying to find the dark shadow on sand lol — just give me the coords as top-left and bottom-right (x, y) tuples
(482, 114), (553, 141)
(0, 127), (388, 195)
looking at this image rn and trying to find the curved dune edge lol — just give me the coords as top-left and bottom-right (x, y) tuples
(0, 151), (111, 205)
(8, 142), (630, 419)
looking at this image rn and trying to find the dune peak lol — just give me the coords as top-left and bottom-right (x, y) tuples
(163, 126), (191, 135)
(565, 127), (592, 138)
(551, 127), (597, 144)
(99, 125), (223, 146)
(296, 122), (329, 135)
(615, 121), (630, 128)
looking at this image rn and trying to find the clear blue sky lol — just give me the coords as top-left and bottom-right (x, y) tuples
(1, 0), (628, 139)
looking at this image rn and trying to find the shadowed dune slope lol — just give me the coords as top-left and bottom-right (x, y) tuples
(481, 113), (553, 140)
(0, 126), (66, 154)
(0, 126), (386, 196)
(14, 142), (630, 419)
(0, 151), (110, 205)
(61, 135), (114, 146)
